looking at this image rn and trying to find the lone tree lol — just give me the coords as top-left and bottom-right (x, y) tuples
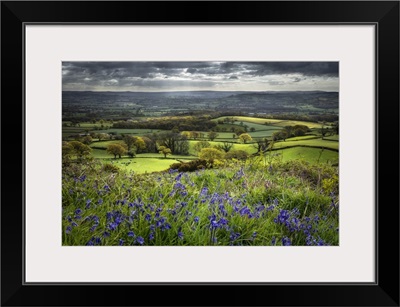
(106, 143), (127, 159)
(98, 133), (110, 141)
(272, 130), (288, 141)
(158, 146), (172, 158)
(207, 131), (219, 141)
(253, 138), (270, 153)
(69, 141), (92, 160)
(193, 141), (211, 153)
(239, 133), (252, 144)
(81, 135), (93, 145)
(123, 135), (146, 155)
(157, 132), (189, 155)
(123, 135), (136, 151)
(215, 141), (234, 153)
(235, 128), (246, 136)
(319, 122), (329, 139)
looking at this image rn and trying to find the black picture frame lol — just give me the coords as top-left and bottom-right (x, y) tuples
(1, 1), (399, 306)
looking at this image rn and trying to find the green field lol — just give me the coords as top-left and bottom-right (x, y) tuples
(214, 116), (283, 125)
(284, 135), (320, 141)
(271, 120), (326, 129)
(213, 116), (325, 129)
(248, 130), (281, 138)
(324, 135), (340, 141)
(90, 140), (125, 149)
(272, 139), (339, 151)
(102, 157), (186, 174)
(232, 121), (279, 131)
(92, 128), (165, 135)
(272, 147), (338, 164)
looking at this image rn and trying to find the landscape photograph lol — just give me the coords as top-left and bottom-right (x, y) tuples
(62, 61), (339, 246)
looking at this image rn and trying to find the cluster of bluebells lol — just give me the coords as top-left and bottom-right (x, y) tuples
(273, 201), (333, 246)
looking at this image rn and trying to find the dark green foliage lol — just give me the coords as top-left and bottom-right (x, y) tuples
(169, 159), (212, 172)
(102, 163), (120, 173)
(113, 115), (217, 131)
(225, 150), (249, 160)
(276, 160), (337, 187)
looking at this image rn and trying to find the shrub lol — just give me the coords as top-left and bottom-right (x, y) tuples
(169, 159), (211, 172)
(102, 163), (120, 173)
(199, 148), (225, 160)
(225, 149), (249, 160)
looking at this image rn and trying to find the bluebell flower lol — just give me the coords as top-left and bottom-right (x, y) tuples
(108, 222), (118, 231)
(103, 231), (110, 237)
(219, 218), (228, 226)
(229, 232), (240, 242)
(200, 187), (208, 197)
(75, 208), (82, 215)
(210, 220), (220, 229)
(145, 214), (152, 222)
(156, 217), (166, 228)
(136, 236), (144, 245)
(282, 237), (292, 246)
(161, 223), (171, 231)
(85, 199), (91, 209)
(271, 236), (276, 245)
(317, 238), (326, 246)
(178, 228), (184, 240)
(149, 232), (154, 240)
(127, 231), (135, 237)
(239, 206), (250, 216)
(194, 216), (199, 223)
(65, 226), (72, 234)
(71, 222), (78, 227)
(119, 239), (124, 246)
(175, 173), (183, 181)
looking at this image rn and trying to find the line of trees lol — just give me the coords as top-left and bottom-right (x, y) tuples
(112, 115), (217, 131)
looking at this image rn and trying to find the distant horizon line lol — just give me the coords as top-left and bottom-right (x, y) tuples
(62, 89), (338, 93)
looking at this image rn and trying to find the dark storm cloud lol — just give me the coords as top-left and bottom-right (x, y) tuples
(241, 62), (338, 77)
(62, 61), (338, 91)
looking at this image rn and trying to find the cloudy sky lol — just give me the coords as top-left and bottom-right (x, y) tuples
(62, 62), (339, 92)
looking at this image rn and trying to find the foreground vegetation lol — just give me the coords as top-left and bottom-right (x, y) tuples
(62, 157), (339, 246)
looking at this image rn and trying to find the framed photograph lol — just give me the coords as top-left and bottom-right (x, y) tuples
(1, 1), (399, 306)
